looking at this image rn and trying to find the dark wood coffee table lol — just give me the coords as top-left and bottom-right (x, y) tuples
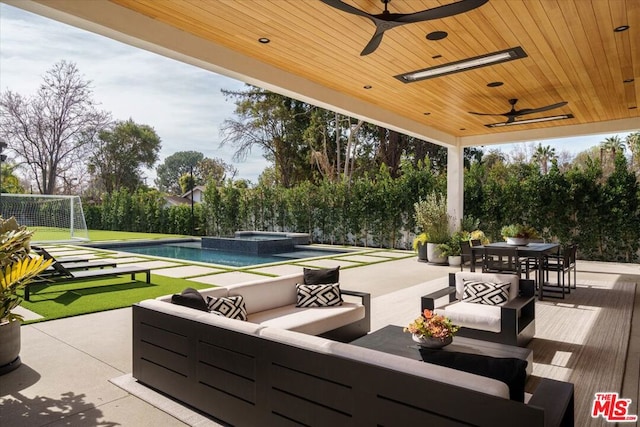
(351, 325), (533, 376)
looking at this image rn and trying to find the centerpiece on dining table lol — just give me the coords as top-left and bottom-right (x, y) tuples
(404, 309), (459, 349)
(500, 223), (540, 246)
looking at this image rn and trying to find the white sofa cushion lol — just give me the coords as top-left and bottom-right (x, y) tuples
(329, 340), (510, 399)
(226, 273), (302, 314)
(454, 271), (520, 301)
(437, 301), (502, 333)
(249, 302), (365, 336)
(259, 327), (335, 353)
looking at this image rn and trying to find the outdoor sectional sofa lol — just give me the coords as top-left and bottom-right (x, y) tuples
(132, 272), (574, 426)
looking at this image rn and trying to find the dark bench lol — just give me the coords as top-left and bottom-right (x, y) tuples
(26, 265), (151, 301)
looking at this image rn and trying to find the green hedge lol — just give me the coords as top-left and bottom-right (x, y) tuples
(85, 155), (639, 262)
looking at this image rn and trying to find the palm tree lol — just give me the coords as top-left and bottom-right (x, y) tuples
(600, 135), (625, 163)
(625, 131), (640, 171)
(531, 143), (556, 174)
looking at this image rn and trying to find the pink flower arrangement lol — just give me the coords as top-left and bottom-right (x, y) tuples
(404, 309), (459, 340)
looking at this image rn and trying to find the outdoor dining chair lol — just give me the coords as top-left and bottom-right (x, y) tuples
(482, 246), (522, 276)
(541, 244), (578, 298)
(460, 240), (483, 271)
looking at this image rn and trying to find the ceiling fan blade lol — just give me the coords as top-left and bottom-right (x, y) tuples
(361, 31), (385, 56)
(320, 0), (374, 20)
(515, 101), (568, 116)
(396, 0), (488, 23)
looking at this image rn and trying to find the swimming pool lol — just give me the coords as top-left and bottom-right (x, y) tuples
(107, 241), (349, 267)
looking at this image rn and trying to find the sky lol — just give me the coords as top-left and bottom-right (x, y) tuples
(0, 4), (633, 186)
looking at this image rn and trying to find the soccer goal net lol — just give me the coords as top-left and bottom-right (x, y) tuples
(0, 194), (89, 242)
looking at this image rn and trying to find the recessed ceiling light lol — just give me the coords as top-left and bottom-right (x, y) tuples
(614, 25), (630, 32)
(426, 31), (448, 41)
(396, 47), (527, 83)
(258, 37), (270, 44)
(485, 114), (574, 128)
(487, 81), (504, 87)
(623, 78), (635, 83)
(363, 85), (372, 89)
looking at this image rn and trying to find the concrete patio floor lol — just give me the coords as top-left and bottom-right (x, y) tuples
(1, 255), (639, 426)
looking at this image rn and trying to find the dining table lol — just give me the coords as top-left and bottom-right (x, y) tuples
(469, 242), (560, 300)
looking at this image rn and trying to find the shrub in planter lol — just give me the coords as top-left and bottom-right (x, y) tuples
(412, 233), (429, 262)
(0, 217), (52, 375)
(414, 193), (450, 244)
(500, 224), (540, 245)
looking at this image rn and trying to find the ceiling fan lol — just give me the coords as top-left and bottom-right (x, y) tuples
(320, 0), (488, 56)
(469, 98), (569, 124)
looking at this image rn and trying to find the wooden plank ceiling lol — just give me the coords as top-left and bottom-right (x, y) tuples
(20, 0), (639, 144)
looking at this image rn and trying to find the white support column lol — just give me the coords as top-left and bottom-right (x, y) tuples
(447, 145), (464, 231)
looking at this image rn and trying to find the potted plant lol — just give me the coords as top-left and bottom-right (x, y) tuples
(469, 229), (490, 245)
(412, 232), (429, 262)
(403, 309), (460, 348)
(414, 192), (450, 264)
(500, 224), (540, 246)
(0, 217), (52, 375)
(437, 231), (468, 266)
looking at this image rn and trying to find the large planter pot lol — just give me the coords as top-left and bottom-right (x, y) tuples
(426, 243), (447, 264)
(506, 237), (529, 246)
(448, 255), (462, 267)
(416, 242), (428, 262)
(0, 320), (22, 375)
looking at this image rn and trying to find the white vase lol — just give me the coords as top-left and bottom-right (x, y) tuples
(412, 334), (452, 349)
(448, 255), (462, 266)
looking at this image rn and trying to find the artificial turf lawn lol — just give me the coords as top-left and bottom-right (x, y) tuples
(85, 230), (190, 241)
(32, 229), (189, 243)
(21, 274), (211, 324)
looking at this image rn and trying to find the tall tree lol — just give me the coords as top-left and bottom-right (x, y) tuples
(531, 143), (557, 174)
(179, 172), (196, 195)
(625, 131), (640, 172)
(0, 60), (110, 194)
(155, 151), (204, 194)
(87, 119), (161, 193)
(601, 135), (625, 160)
(220, 87), (311, 187)
(196, 157), (237, 185)
(0, 163), (24, 194)
(599, 135), (626, 177)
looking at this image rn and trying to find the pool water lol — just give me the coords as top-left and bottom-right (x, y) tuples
(112, 241), (347, 267)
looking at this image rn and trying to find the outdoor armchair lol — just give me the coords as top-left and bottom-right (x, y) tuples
(421, 272), (535, 347)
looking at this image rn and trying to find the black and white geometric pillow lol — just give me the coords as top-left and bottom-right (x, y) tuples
(295, 283), (343, 308)
(206, 295), (248, 320)
(462, 280), (510, 306)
